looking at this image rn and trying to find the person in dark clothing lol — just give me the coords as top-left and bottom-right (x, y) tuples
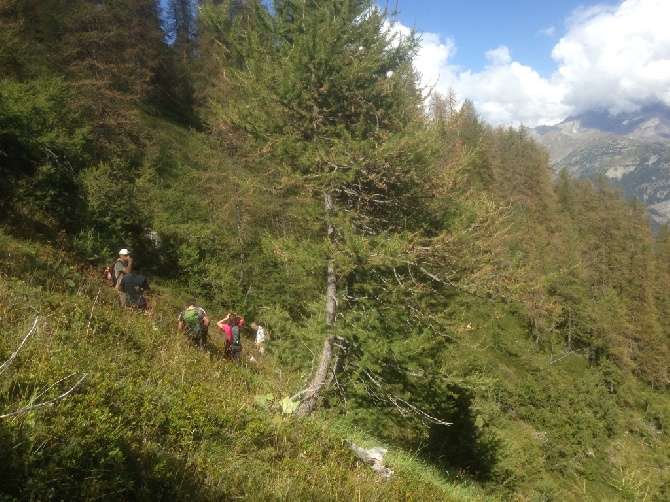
(119, 261), (150, 310)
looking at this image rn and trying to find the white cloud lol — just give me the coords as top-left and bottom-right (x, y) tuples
(412, 31), (458, 90)
(409, 0), (670, 127)
(554, 0), (670, 116)
(485, 46), (512, 66)
(539, 26), (556, 38)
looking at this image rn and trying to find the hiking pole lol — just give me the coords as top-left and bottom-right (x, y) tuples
(209, 333), (228, 357)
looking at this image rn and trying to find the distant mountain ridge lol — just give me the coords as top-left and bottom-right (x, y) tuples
(530, 104), (670, 225)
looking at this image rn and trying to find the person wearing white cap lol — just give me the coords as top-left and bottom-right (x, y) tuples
(114, 248), (133, 307)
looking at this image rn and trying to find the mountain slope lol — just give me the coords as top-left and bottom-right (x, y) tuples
(0, 232), (487, 501)
(531, 104), (670, 224)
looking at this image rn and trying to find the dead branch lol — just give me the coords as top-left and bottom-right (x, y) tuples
(347, 441), (394, 479)
(1, 317), (88, 419)
(0, 317), (39, 376)
(0, 373), (89, 420)
(361, 368), (452, 426)
(86, 288), (101, 336)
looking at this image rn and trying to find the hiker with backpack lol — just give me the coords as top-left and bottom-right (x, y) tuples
(110, 249), (133, 307)
(119, 261), (150, 311)
(216, 315), (232, 358)
(178, 299), (210, 352)
(216, 312), (244, 364)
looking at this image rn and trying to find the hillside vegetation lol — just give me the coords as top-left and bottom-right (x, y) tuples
(1, 1), (670, 500)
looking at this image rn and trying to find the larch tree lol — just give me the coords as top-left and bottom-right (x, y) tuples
(160, 0), (199, 119)
(54, 0), (167, 157)
(200, 0), (432, 415)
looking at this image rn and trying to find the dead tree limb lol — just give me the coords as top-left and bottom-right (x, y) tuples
(347, 441), (394, 479)
(1, 317), (88, 419)
(86, 288), (101, 336)
(0, 317), (39, 376)
(0, 373), (88, 420)
(361, 368), (452, 426)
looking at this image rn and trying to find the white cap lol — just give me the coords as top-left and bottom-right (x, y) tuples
(119, 248), (130, 255)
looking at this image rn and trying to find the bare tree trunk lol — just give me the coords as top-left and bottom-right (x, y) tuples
(326, 260), (337, 329)
(324, 191), (337, 330)
(293, 191), (341, 417)
(295, 335), (335, 416)
(294, 335), (349, 417)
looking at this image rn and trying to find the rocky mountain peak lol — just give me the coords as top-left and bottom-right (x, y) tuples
(531, 103), (670, 226)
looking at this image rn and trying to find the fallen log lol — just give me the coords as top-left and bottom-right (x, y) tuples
(347, 441), (394, 479)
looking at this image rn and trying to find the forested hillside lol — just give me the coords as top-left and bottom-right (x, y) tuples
(1, 1), (670, 500)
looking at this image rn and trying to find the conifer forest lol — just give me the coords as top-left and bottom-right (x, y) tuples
(1, 1), (669, 500)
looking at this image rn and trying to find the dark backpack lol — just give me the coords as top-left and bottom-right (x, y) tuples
(108, 260), (123, 287)
(183, 308), (202, 338)
(231, 325), (241, 345)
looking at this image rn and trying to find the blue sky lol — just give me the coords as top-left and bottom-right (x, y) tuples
(387, 0), (670, 127)
(393, 1), (589, 77)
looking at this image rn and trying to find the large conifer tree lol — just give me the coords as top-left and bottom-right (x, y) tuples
(200, 0), (432, 413)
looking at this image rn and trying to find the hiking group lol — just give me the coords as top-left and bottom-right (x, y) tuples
(105, 248), (265, 363)
(178, 300), (264, 364)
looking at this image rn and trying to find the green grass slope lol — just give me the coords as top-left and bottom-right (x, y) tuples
(0, 232), (492, 501)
